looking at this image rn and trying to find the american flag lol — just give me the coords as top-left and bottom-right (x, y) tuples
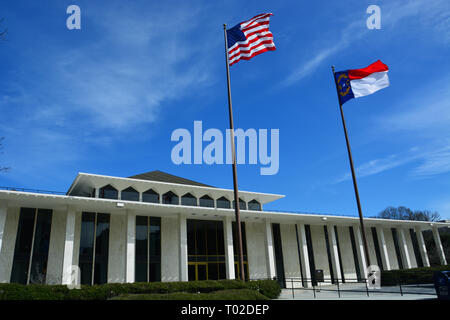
(226, 13), (276, 66)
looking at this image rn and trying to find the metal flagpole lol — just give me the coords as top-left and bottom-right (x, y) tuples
(223, 24), (246, 282)
(331, 66), (371, 270)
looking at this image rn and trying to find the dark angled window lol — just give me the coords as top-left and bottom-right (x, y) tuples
(305, 225), (317, 285)
(391, 228), (404, 270)
(163, 191), (179, 205)
(216, 197), (231, 209)
(79, 212), (110, 285)
(272, 223), (286, 288)
(135, 216), (161, 282)
(248, 200), (261, 211)
(349, 226), (362, 282)
(142, 189), (159, 203)
(233, 198), (247, 210)
(10, 208), (53, 285)
(409, 229), (423, 268)
(371, 227), (384, 271)
(181, 193), (197, 206)
(99, 185), (118, 200)
(199, 195), (214, 208)
(121, 187), (139, 201)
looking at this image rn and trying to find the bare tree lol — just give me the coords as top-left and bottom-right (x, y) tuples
(377, 206), (441, 222)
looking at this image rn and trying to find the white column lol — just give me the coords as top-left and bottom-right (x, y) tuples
(398, 228), (412, 269)
(0, 202), (7, 256)
(354, 225), (368, 279)
(415, 227), (430, 267)
(296, 224), (311, 287)
(432, 227), (447, 265)
(179, 214), (188, 281)
(62, 207), (76, 284)
(264, 219), (276, 279)
(376, 226), (391, 271)
(125, 211), (136, 283)
(223, 216), (235, 279)
(326, 225), (342, 282)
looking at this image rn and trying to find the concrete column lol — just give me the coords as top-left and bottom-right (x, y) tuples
(326, 225), (342, 282)
(296, 224), (311, 287)
(223, 216), (235, 280)
(376, 226), (391, 271)
(398, 228), (412, 269)
(415, 227), (430, 267)
(61, 208), (77, 285)
(0, 202), (7, 255)
(432, 227), (447, 265)
(179, 214), (188, 281)
(354, 225), (368, 279)
(264, 219), (276, 279)
(125, 211), (136, 283)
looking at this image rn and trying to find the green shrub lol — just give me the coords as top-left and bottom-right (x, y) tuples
(111, 289), (269, 300)
(246, 279), (281, 299)
(381, 264), (450, 286)
(0, 279), (273, 300)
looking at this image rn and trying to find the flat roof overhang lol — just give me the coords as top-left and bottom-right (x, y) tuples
(0, 190), (449, 230)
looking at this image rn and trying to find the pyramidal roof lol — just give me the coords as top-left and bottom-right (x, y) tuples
(128, 170), (215, 188)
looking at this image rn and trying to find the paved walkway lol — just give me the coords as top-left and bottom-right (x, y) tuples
(277, 283), (437, 300)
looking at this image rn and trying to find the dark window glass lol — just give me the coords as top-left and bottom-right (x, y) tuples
(323, 226), (335, 284)
(99, 185), (118, 200)
(94, 213), (110, 285)
(248, 200), (261, 211)
(371, 227), (384, 271)
(135, 216), (148, 282)
(272, 223), (286, 288)
(233, 199), (247, 210)
(349, 226), (362, 282)
(334, 226), (346, 283)
(142, 189), (159, 203)
(181, 193), (197, 206)
(121, 187), (139, 201)
(163, 191), (178, 205)
(199, 195), (214, 208)
(79, 212), (95, 285)
(186, 219), (226, 281)
(216, 197), (230, 209)
(410, 229), (423, 267)
(149, 262), (161, 282)
(391, 228), (404, 269)
(305, 225), (317, 285)
(29, 209), (52, 284)
(149, 217), (161, 257)
(232, 222), (248, 258)
(10, 208), (36, 284)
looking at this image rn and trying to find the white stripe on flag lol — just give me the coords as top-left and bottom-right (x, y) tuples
(351, 71), (389, 98)
(228, 43), (275, 64)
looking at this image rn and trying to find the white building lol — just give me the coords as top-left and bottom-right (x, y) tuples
(0, 171), (448, 287)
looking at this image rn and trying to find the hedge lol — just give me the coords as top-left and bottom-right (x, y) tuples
(381, 264), (450, 286)
(111, 289), (269, 300)
(0, 279), (280, 300)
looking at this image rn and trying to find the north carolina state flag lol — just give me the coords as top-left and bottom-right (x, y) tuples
(334, 60), (389, 105)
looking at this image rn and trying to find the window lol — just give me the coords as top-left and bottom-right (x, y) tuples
(272, 223), (285, 288)
(247, 200), (261, 211)
(10, 208), (52, 284)
(216, 197), (231, 209)
(99, 185), (118, 199)
(142, 189), (159, 203)
(162, 191), (179, 205)
(135, 216), (161, 282)
(79, 212), (110, 285)
(371, 227), (384, 271)
(391, 228), (404, 269)
(349, 226), (362, 282)
(232, 198), (247, 210)
(187, 220), (226, 281)
(199, 195), (214, 208)
(409, 229), (423, 267)
(181, 193), (197, 206)
(304, 225), (317, 285)
(324, 226), (335, 284)
(121, 187), (139, 201)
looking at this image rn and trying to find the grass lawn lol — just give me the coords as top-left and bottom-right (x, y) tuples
(110, 289), (269, 300)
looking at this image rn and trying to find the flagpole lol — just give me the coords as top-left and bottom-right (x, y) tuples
(223, 24), (246, 282)
(331, 66), (371, 271)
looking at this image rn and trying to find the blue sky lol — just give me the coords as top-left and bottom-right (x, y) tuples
(0, 0), (449, 218)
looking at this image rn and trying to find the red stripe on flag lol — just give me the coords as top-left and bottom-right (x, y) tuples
(348, 60), (389, 80)
(228, 32), (273, 56)
(229, 46), (276, 66)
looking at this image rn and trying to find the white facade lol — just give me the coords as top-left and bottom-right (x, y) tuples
(0, 172), (448, 286)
